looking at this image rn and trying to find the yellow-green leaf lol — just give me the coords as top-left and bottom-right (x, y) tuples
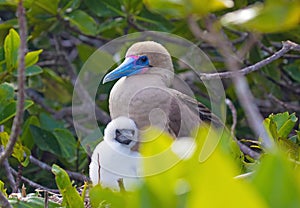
(4, 28), (20, 70)
(221, 0), (300, 33)
(24, 49), (43, 67)
(252, 151), (300, 208)
(0, 132), (31, 167)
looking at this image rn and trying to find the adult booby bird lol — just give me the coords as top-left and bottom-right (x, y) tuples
(103, 41), (220, 138)
(89, 116), (141, 191)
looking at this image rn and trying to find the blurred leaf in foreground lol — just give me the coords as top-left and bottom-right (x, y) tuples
(221, 0), (300, 33)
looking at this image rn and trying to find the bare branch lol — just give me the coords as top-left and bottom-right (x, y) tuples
(10, 168), (59, 193)
(225, 98), (237, 138)
(268, 94), (300, 111)
(29, 156), (89, 182)
(188, 16), (274, 149)
(237, 141), (261, 160)
(0, 191), (11, 208)
(3, 159), (17, 192)
(0, 0), (27, 165)
(200, 40), (300, 80)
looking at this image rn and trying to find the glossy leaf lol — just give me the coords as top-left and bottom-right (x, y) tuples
(28, 0), (60, 16)
(21, 116), (40, 149)
(0, 100), (34, 125)
(53, 129), (77, 162)
(66, 10), (97, 36)
(4, 28), (20, 70)
(39, 112), (64, 131)
(24, 49), (43, 67)
(84, 0), (124, 17)
(52, 164), (84, 208)
(30, 125), (62, 156)
(13, 65), (43, 77)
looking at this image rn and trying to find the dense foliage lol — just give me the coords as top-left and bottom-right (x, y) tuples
(0, 0), (300, 207)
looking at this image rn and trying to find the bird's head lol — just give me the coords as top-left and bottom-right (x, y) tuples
(104, 116), (139, 149)
(103, 41), (174, 86)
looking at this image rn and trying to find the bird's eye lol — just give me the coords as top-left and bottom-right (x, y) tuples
(139, 56), (148, 63)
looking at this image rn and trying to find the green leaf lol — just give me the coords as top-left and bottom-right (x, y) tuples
(9, 193), (61, 208)
(284, 62), (300, 83)
(0, 82), (14, 104)
(4, 28), (20, 70)
(221, 0), (300, 33)
(252, 151), (300, 208)
(29, 0), (60, 16)
(144, 0), (233, 18)
(0, 180), (7, 198)
(267, 112), (298, 139)
(30, 125), (62, 156)
(76, 44), (96, 62)
(53, 129), (77, 162)
(0, 100), (34, 125)
(24, 49), (43, 67)
(39, 112), (64, 131)
(278, 114), (298, 138)
(84, 0), (124, 17)
(89, 185), (126, 208)
(42, 69), (72, 104)
(52, 164), (84, 208)
(66, 10), (97, 35)
(13, 65), (44, 77)
(21, 116), (40, 149)
(187, 126), (266, 208)
(0, 132), (31, 167)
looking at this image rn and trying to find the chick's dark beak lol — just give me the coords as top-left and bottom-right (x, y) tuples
(115, 129), (135, 145)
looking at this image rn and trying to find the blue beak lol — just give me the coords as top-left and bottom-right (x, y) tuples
(102, 56), (150, 84)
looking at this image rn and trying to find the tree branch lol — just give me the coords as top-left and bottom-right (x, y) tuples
(10, 168), (59, 193)
(188, 16), (274, 149)
(0, 191), (11, 208)
(0, 0), (27, 165)
(29, 156), (89, 182)
(199, 40), (300, 80)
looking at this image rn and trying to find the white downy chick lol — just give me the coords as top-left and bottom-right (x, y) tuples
(89, 116), (141, 191)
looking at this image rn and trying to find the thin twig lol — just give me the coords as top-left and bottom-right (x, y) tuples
(225, 98), (237, 138)
(29, 156), (89, 182)
(117, 178), (126, 192)
(199, 41), (300, 80)
(0, 0), (27, 165)
(10, 168), (59, 193)
(225, 99), (261, 159)
(2, 159), (17, 193)
(268, 94), (300, 111)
